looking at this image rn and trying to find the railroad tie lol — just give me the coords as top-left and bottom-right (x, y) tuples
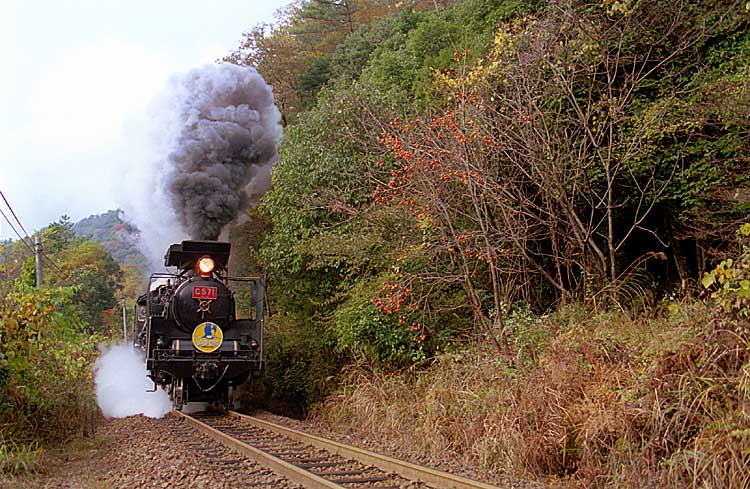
(211, 458), (244, 464)
(328, 476), (389, 484)
(313, 470), (365, 477)
(297, 461), (350, 469)
(284, 456), (330, 463)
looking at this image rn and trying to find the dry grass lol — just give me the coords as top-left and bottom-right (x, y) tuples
(0, 432), (111, 488)
(313, 302), (750, 487)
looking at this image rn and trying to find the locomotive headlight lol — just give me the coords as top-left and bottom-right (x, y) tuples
(197, 256), (215, 276)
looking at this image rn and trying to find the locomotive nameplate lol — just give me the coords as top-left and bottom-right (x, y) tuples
(192, 321), (223, 353)
(192, 286), (218, 300)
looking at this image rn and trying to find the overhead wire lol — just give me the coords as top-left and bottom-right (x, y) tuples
(0, 205), (36, 257)
(0, 189), (64, 274)
(0, 190), (32, 240)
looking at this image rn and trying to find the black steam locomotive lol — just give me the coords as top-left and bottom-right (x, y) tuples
(133, 240), (264, 410)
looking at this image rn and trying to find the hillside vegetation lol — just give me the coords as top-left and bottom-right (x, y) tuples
(228, 0), (750, 486)
(0, 217), (127, 475)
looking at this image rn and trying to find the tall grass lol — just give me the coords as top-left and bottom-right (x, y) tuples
(0, 441), (43, 476)
(2, 335), (99, 444)
(314, 302), (750, 487)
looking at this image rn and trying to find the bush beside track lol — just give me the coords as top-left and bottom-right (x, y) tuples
(313, 302), (750, 487)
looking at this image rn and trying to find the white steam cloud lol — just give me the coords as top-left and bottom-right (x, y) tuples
(94, 344), (172, 418)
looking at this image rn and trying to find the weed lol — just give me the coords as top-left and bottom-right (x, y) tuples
(0, 441), (43, 476)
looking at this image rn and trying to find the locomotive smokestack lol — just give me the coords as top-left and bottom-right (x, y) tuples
(165, 64), (283, 240)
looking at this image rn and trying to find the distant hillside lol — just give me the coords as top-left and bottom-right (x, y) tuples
(73, 210), (147, 270)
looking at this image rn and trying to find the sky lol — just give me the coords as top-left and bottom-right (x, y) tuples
(0, 0), (291, 240)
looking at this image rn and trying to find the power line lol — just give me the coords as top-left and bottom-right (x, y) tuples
(0, 205), (36, 257)
(0, 192), (82, 291)
(0, 190), (32, 240)
(0, 190), (64, 274)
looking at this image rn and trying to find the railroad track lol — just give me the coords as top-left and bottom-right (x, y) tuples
(173, 410), (502, 489)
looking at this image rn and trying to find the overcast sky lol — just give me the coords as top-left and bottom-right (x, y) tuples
(0, 0), (291, 240)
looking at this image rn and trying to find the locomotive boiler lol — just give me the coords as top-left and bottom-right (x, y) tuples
(133, 240), (264, 410)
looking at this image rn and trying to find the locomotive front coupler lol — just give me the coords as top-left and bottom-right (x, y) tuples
(194, 361), (220, 382)
(192, 362), (229, 393)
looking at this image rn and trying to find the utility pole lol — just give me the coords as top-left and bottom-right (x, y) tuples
(34, 236), (43, 287)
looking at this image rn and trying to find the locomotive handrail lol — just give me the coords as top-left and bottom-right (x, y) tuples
(152, 348), (261, 358)
(226, 275), (263, 282)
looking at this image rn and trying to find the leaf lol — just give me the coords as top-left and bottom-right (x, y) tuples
(701, 272), (715, 289)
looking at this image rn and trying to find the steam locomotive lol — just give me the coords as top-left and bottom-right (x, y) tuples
(133, 240), (264, 410)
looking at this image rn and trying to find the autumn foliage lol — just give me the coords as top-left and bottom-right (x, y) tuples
(245, 0), (748, 485)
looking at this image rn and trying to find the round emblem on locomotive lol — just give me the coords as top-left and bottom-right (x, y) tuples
(192, 321), (223, 353)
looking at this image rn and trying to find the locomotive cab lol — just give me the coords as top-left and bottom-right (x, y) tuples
(136, 240), (264, 410)
(133, 294), (147, 349)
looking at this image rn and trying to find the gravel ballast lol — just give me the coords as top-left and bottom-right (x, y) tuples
(3, 410), (543, 488)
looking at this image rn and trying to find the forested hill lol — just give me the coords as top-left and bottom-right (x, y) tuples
(73, 210), (146, 270)
(227, 0), (748, 360)
(222, 1), (750, 486)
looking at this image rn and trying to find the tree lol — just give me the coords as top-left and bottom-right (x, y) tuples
(45, 240), (122, 327)
(484, 0), (747, 299)
(224, 0), (454, 120)
(371, 0), (748, 328)
(0, 216), (117, 442)
(224, 22), (310, 122)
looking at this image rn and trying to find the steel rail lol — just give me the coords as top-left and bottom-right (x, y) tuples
(174, 410), (344, 489)
(228, 411), (501, 489)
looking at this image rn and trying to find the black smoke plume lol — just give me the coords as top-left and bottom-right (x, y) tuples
(165, 64), (282, 240)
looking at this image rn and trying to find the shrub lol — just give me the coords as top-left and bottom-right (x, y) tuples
(333, 276), (428, 367)
(702, 223), (750, 317)
(260, 315), (340, 415)
(316, 302), (750, 487)
(0, 285), (101, 443)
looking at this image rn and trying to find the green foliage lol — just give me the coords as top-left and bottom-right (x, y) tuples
(0, 283), (101, 443)
(298, 55), (332, 106)
(41, 215), (76, 254)
(362, 0), (533, 100)
(0, 353), (8, 389)
(261, 315), (339, 414)
(260, 82), (388, 314)
(617, 14), (750, 245)
(701, 224), (750, 317)
(333, 276), (426, 366)
(10, 216), (124, 326)
(47, 240), (123, 326)
(255, 0), (749, 407)
(0, 216), (123, 449)
(73, 209), (147, 271)
(237, 2), (750, 485)
(328, 15), (399, 82)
